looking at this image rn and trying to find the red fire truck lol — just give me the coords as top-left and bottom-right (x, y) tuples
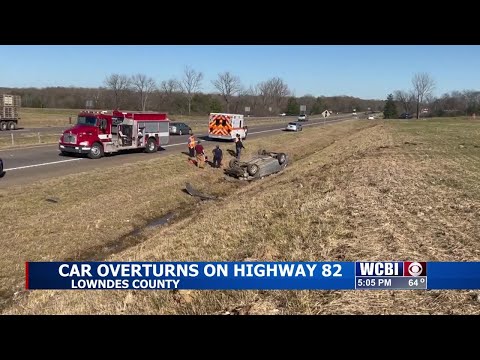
(59, 110), (170, 159)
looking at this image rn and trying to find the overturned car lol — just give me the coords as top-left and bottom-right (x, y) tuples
(225, 150), (288, 180)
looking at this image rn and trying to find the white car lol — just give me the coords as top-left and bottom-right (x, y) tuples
(286, 122), (303, 132)
(280, 113), (286, 116)
(297, 114), (307, 121)
(367, 115), (375, 120)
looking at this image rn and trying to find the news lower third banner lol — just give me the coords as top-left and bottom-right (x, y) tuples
(25, 262), (480, 290)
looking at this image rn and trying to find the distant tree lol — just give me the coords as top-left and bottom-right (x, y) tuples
(209, 97), (223, 113)
(285, 97), (299, 115)
(383, 94), (398, 119)
(412, 73), (435, 119)
(104, 74), (131, 109)
(180, 66), (203, 115)
(130, 74), (157, 111)
(212, 72), (242, 112)
(310, 97), (325, 115)
(257, 77), (290, 113)
(394, 90), (415, 114)
(160, 79), (181, 94)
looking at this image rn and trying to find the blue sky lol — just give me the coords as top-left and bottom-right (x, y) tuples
(0, 45), (479, 100)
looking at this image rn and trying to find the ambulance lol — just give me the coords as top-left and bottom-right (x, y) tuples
(207, 113), (248, 141)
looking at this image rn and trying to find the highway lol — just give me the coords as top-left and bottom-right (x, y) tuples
(0, 115), (352, 187)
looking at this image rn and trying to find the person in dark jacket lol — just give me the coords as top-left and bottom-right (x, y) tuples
(234, 134), (245, 159)
(212, 145), (223, 168)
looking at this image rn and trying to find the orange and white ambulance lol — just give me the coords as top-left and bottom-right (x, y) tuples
(207, 113), (248, 141)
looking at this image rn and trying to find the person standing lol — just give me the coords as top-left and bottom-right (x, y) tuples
(234, 134), (245, 159)
(187, 133), (196, 158)
(212, 145), (223, 168)
(195, 140), (206, 168)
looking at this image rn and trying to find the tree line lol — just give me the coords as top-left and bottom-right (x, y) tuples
(0, 66), (384, 116)
(3, 68), (477, 118)
(384, 72), (480, 119)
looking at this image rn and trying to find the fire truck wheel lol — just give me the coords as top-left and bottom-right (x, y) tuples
(145, 138), (157, 153)
(7, 122), (16, 130)
(0, 122), (7, 131)
(88, 142), (104, 159)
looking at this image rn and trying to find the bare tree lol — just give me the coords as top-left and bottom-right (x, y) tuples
(412, 73), (435, 119)
(256, 77), (290, 113)
(212, 72), (242, 112)
(130, 74), (157, 111)
(179, 66), (203, 115)
(104, 74), (131, 109)
(394, 90), (415, 114)
(160, 78), (181, 94)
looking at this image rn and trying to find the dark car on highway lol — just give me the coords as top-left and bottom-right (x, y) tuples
(399, 113), (413, 119)
(169, 122), (192, 135)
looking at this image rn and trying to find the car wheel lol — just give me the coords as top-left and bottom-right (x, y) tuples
(0, 122), (7, 131)
(247, 163), (259, 176)
(277, 153), (286, 165)
(229, 159), (239, 168)
(179, 130), (183, 136)
(7, 122), (16, 130)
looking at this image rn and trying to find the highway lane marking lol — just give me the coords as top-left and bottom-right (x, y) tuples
(4, 158), (84, 171)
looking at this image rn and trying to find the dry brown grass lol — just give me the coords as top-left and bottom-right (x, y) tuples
(4, 118), (480, 314)
(19, 108), (82, 127)
(0, 133), (60, 148)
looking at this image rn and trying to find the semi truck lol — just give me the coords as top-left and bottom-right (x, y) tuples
(59, 110), (170, 159)
(0, 94), (21, 131)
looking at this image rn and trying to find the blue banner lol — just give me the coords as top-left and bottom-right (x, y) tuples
(26, 262), (353, 290)
(24, 261), (480, 290)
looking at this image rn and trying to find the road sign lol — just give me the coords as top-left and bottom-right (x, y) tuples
(300, 105), (306, 112)
(268, 107), (272, 112)
(245, 107), (250, 113)
(86, 100), (94, 109)
(322, 110), (330, 118)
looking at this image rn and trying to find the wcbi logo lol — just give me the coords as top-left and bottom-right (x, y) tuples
(356, 262), (427, 277)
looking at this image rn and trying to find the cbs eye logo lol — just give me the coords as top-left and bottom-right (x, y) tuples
(405, 262), (426, 276)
